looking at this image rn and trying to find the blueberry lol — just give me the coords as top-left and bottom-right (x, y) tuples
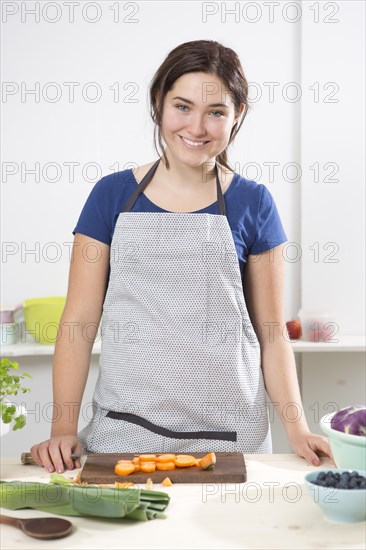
(349, 478), (358, 489)
(321, 471), (366, 490)
(337, 481), (348, 489)
(325, 478), (336, 487)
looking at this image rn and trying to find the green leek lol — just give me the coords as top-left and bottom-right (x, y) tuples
(0, 479), (170, 521)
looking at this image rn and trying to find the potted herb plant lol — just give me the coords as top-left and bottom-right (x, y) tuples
(0, 358), (32, 436)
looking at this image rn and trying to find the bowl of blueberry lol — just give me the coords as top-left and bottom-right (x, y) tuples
(304, 469), (366, 523)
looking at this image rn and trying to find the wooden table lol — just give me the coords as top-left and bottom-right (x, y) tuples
(0, 454), (364, 549)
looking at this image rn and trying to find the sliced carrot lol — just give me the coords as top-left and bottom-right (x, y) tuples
(156, 454), (177, 463)
(200, 452), (216, 470)
(140, 461), (156, 473)
(114, 481), (135, 488)
(139, 454), (157, 462)
(175, 455), (197, 468)
(156, 461), (176, 471)
(114, 462), (135, 476)
(132, 457), (140, 465)
(162, 477), (173, 486)
(133, 463), (141, 472)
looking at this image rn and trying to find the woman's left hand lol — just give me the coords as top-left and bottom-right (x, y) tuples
(289, 430), (336, 466)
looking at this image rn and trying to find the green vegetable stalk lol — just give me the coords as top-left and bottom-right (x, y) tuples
(0, 479), (170, 521)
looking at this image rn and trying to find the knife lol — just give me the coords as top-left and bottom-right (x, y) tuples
(21, 452), (81, 465)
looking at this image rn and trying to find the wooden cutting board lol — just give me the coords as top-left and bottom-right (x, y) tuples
(80, 452), (247, 484)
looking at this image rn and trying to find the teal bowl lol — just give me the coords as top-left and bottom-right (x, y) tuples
(305, 469), (366, 523)
(320, 413), (366, 470)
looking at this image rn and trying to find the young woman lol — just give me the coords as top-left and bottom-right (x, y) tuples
(31, 40), (333, 473)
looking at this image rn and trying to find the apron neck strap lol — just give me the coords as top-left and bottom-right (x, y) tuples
(121, 158), (226, 216)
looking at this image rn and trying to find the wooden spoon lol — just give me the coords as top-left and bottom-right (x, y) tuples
(0, 514), (73, 539)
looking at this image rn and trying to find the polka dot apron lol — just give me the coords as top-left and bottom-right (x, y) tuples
(78, 158), (272, 454)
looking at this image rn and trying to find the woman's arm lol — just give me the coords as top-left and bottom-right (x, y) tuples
(242, 243), (334, 465)
(30, 233), (110, 472)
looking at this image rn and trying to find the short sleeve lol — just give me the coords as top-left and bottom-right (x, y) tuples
(72, 177), (112, 245)
(249, 185), (288, 254)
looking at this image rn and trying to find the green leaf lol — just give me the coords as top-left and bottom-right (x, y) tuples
(2, 405), (16, 421)
(0, 358), (31, 430)
(49, 473), (74, 486)
(13, 415), (26, 430)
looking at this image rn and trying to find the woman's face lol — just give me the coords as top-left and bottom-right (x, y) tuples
(160, 72), (245, 168)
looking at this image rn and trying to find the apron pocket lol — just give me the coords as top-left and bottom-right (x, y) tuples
(87, 409), (165, 454)
(106, 411), (237, 441)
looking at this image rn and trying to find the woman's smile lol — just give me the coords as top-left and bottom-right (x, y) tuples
(178, 135), (211, 149)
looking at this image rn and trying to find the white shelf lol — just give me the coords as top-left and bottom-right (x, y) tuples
(0, 340), (102, 358)
(291, 335), (365, 352)
(1, 335), (364, 357)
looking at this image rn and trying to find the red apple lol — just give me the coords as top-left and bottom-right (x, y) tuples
(286, 319), (302, 340)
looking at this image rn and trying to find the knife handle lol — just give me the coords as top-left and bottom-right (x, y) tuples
(21, 452), (81, 465)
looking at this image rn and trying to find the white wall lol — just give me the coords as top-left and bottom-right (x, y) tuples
(300, 1), (365, 336)
(298, 1), (366, 450)
(1, 1), (365, 457)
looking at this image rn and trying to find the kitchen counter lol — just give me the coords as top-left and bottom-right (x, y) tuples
(0, 454), (364, 550)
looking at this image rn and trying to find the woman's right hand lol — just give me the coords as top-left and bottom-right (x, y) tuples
(30, 435), (83, 473)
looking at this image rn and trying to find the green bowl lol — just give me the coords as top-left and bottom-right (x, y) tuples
(23, 296), (66, 345)
(305, 469), (366, 523)
(320, 413), (366, 470)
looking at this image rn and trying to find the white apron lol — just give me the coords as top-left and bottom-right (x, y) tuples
(78, 159), (272, 454)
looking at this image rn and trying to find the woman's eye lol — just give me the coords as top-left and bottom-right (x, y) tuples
(175, 105), (224, 117)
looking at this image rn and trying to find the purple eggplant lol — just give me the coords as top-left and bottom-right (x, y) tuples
(331, 405), (366, 436)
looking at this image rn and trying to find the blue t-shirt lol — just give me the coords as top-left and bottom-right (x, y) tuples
(72, 167), (288, 274)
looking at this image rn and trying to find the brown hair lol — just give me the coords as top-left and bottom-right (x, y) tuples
(149, 40), (249, 171)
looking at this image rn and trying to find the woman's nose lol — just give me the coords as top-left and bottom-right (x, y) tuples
(187, 115), (208, 138)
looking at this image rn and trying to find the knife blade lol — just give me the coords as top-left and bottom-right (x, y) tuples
(21, 452), (81, 465)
